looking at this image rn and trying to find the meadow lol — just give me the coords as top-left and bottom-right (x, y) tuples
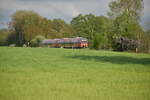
(0, 47), (150, 100)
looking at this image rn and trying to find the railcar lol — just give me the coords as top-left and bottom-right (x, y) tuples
(41, 37), (88, 48)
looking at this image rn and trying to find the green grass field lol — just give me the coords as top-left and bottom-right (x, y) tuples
(0, 47), (150, 100)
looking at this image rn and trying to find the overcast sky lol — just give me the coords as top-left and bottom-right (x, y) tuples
(0, 0), (150, 30)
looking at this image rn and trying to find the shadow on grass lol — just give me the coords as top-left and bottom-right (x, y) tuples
(68, 55), (150, 65)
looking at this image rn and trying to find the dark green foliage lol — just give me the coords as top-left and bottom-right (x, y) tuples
(91, 34), (101, 50)
(6, 32), (18, 45)
(30, 35), (45, 47)
(71, 14), (96, 40)
(0, 29), (11, 46)
(112, 13), (144, 39)
(30, 39), (38, 47)
(138, 32), (150, 53)
(71, 14), (112, 49)
(51, 19), (75, 38)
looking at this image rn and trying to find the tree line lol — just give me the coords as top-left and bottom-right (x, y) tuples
(0, 0), (149, 53)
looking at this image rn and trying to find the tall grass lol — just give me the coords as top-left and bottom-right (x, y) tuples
(0, 47), (150, 100)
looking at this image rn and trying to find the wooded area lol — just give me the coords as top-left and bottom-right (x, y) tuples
(0, 0), (149, 53)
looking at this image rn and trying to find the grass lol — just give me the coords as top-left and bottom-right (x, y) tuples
(0, 47), (150, 100)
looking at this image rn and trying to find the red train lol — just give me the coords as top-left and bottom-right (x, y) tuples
(41, 37), (88, 48)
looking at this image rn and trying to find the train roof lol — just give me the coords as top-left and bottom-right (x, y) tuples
(41, 37), (88, 44)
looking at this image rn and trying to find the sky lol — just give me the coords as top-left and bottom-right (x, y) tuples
(0, 0), (150, 30)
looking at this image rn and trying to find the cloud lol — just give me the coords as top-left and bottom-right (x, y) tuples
(140, 0), (150, 30)
(0, 0), (150, 30)
(17, 0), (112, 2)
(0, 0), (81, 19)
(0, 0), (110, 25)
(0, 0), (111, 17)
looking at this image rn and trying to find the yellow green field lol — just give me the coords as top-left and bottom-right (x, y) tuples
(0, 47), (150, 100)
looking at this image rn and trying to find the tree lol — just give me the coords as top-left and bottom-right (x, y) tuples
(9, 10), (43, 46)
(8, 10), (76, 46)
(108, 0), (145, 51)
(71, 14), (112, 49)
(71, 14), (97, 41)
(95, 16), (113, 49)
(91, 33), (101, 50)
(138, 30), (150, 53)
(9, 10), (54, 46)
(0, 29), (11, 45)
(108, 0), (144, 21)
(112, 13), (144, 39)
(51, 19), (75, 38)
(71, 14), (99, 49)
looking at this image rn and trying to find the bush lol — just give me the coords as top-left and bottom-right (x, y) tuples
(138, 33), (150, 53)
(9, 44), (16, 47)
(91, 34), (101, 50)
(30, 35), (45, 47)
(0, 29), (11, 46)
(91, 33), (110, 50)
(30, 39), (38, 47)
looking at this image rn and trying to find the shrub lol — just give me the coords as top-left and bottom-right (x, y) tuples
(138, 33), (150, 53)
(30, 35), (45, 47)
(91, 34), (101, 50)
(9, 44), (16, 47)
(0, 29), (11, 46)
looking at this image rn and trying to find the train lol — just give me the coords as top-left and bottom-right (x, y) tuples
(41, 37), (88, 48)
